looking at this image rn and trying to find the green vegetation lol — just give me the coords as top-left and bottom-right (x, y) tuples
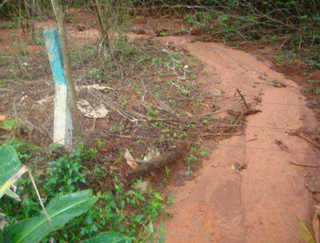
(180, 0), (320, 69)
(0, 145), (133, 243)
(0, 143), (167, 242)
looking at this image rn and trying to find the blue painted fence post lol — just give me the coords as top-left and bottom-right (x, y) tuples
(43, 29), (72, 148)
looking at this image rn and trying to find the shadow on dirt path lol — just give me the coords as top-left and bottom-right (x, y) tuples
(152, 36), (320, 243)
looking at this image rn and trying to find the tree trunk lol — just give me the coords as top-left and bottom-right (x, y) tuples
(23, 0), (31, 33)
(30, 0), (36, 43)
(50, 0), (78, 131)
(93, 0), (109, 59)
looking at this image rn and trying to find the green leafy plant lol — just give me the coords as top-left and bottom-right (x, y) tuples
(2, 119), (17, 131)
(101, 178), (167, 241)
(0, 145), (27, 200)
(0, 145), (129, 243)
(82, 231), (131, 243)
(3, 190), (97, 243)
(0, 143), (168, 242)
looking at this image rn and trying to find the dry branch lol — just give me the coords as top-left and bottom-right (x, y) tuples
(0, 0), (10, 8)
(287, 131), (320, 151)
(127, 143), (187, 180)
(289, 161), (319, 168)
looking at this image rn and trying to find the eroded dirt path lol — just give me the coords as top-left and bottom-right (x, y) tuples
(156, 36), (319, 242)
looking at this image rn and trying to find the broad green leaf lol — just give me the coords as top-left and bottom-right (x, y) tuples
(0, 145), (21, 186)
(6, 190), (97, 243)
(0, 146), (27, 200)
(82, 232), (131, 243)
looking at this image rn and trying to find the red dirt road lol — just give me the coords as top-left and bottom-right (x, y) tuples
(158, 36), (319, 243)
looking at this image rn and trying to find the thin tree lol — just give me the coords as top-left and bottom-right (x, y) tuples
(50, 0), (78, 130)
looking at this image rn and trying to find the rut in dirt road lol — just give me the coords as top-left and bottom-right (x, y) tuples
(157, 36), (319, 243)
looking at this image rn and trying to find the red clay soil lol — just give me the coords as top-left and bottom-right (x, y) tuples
(2, 17), (319, 241)
(153, 36), (320, 242)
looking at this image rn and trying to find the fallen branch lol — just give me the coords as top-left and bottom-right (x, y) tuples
(244, 109), (262, 116)
(236, 89), (249, 110)
(289, 161), (319, 168)
(0, 126), (11, 132)
(127, 143), (187, 180)
(287, 131), (320, 151)
(0, 0), (10, 8)
(191, 100), (243, 118)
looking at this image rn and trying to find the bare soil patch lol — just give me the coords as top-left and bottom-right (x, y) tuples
(150, 36), (320, 242)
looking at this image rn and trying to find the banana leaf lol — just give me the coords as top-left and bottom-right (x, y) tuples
(4, 190), (97, 243)
(0, 145), (27, 200)
(0, 145), (21, 186)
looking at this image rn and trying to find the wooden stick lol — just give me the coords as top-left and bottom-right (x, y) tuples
(237, 89), (249, 110)
(287, 131), (320, 151)
(0, 126), (11, 132)
(289, 161), (319, 168)
(127, 144), (187, 179)
(0, 0), (10, 8)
